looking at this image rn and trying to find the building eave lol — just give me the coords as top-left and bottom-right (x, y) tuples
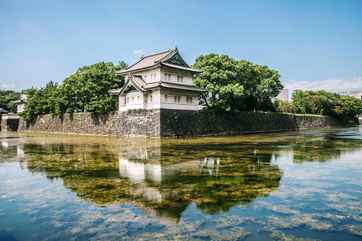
(160, 63), (201, 73)
(109, 89), (122, 95)
(116, 64), (161, 75)
(157, 82), (206, 92)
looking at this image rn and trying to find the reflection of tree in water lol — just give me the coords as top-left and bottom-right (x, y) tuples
(291, 135), (362, 163)
(21, 141), (281, 223)
(154, 143), (281, 215)
(0, 144), (17, 160)
(15, 128), (362, 223)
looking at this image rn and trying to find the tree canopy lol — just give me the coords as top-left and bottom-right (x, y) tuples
(274, 90), (362, 119)
(291, 90), (362, 118)
(193, 54), (283, 111)
(22, 61), (126, 121)
(0, 90), (20, 112)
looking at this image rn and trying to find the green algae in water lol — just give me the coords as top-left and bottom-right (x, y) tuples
(0, 127), (362, 241)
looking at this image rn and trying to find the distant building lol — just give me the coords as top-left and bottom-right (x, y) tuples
(275, 89), (289, 101)
(351, 92), (362, 100)
(0, 113), (20, 132)
(338, 90), (362, 100)
(14, 94), (27, 113)
(0, 108), (8, 114)
(110, 48), (205, 112)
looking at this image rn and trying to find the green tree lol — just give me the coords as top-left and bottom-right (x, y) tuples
(334, 95), (362, 118)
(22, 61), (127, 121)
(22, 82), (59, 121)
(0, 90), (20, 112)
(291, 90), (362, 118)
(60, 62), (126, 113)
(274, 100), (295, 113)
(193, 54), (283, 111)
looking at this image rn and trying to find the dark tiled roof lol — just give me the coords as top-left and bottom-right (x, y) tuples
(118, 48), (200, 74)
(119, 49), (176, 73)
(0, 108), (8, 113)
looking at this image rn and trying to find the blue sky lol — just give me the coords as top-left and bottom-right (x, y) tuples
(1, 0), (362, 91)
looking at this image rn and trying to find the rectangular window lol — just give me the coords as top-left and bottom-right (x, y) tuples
(187, 96), (193, 104)
(149, 94), (152, 102)
(177, 75), (183, 83)
(164, 94), (168, 102)
(164, 73), (172, 81)
(174, 96), (181, 103)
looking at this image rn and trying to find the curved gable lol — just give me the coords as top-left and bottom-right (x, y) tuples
(163, 51), (189, 68)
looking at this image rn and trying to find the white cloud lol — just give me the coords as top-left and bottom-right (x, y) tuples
(283, 77), (362, 94)
(0, 81), (17, 90)
(133, 49), (144, 59)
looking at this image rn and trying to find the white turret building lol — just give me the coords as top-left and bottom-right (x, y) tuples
(111, 48), (205, 112)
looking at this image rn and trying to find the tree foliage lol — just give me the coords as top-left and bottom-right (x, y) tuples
(59, 61), (126, 113)
(193, 54), (283, 111)
(289, 90), (362, 118)
(21, 82), (59, 121)
(0, 90), (20, 112)
(274, 100), (296, 113)
(22, 61), (126, 121)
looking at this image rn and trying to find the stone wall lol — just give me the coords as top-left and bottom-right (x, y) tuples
(160, 109), (341, 137)
(17, 109), (346, 137)
(18, 110), (160, 137)
(1, 115), (20, 132)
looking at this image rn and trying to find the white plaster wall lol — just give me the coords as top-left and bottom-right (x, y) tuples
(119, 89), (163, 112)
(159, 90), (202, 111)
(160, 69), (193, 85)
(120, 91), (144, 111)
(160, 102), (203, 111)
(17, 103), (25, 113)
(119, 88), (202, 111)
(145, 89), (161, 109)
(135, 69), (161, 83)
(118, 95), (126, 112)
(129, 67), (194, 85)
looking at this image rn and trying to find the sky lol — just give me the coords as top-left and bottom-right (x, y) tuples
(0, 0), (362, 92)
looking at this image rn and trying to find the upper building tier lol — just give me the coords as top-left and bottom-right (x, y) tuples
(117, 48), (201, 75)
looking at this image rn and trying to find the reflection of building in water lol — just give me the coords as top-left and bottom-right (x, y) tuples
(118, 139), (222, 185)
(18, 136), (281, 224)
(17, 145), (24, 159)
(0, 138), (24, 161)
(199, 157), (220, 176)
(118, 142), (223, 222)
(119, 159), (162, 184)
(119, 152), (221, 185)
(1, 140), (9, 148)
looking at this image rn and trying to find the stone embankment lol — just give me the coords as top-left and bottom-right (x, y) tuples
(13, 109), (351, 137)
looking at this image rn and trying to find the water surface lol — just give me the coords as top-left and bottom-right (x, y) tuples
(0, 128), (362, 241)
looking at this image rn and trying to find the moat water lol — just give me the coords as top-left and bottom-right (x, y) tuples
(0, 128), (361, 241)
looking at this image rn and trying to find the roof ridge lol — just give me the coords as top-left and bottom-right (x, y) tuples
(124, 48), (176, 71)
(141, 48), (176, 59)
(156, 48), (178, 63)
